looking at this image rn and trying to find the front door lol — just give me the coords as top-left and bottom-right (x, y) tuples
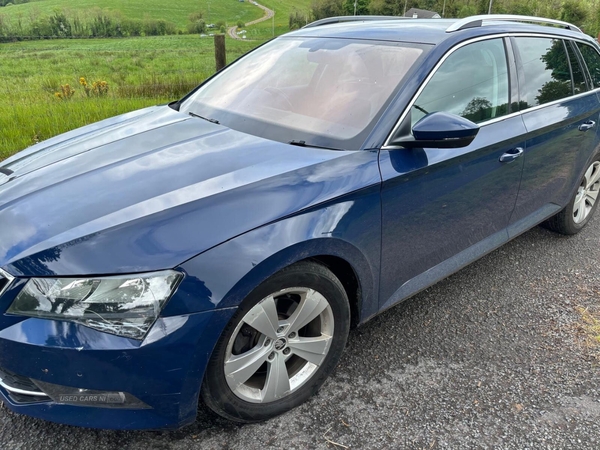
(378, 37), (525, 310)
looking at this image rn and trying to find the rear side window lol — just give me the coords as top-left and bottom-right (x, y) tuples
(566, 42), (588, 94)
(514, 38), (572, 108)
(576, 42), (600, 88)
(411, 38), (509, 126)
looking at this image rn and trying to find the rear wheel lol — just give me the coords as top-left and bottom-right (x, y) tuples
(543, 157), (600, 235)
(201, 261), (350, 423)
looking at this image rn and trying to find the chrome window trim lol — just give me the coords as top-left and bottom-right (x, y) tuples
(382, 32), (600, 150)
(0, 268), (14, 298)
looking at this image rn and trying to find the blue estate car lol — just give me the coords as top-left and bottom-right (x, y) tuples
(1, 14), (600, 429)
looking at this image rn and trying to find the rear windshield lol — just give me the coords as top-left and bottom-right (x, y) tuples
(180, 37), (428, 150)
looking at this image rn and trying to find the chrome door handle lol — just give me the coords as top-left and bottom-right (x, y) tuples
(499, 147), (524, 163)
(579, 120), (596, 132)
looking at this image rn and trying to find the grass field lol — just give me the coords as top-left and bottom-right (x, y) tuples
(0, 0), (264, 30)
(0, 36), (258, 159)
(0, 0), (314, 160)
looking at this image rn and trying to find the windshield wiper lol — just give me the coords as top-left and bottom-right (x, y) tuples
(288, 140), (342, 151)
(189, 112), (220, 125)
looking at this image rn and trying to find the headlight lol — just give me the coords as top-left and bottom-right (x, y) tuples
(7, 270), (183, 340)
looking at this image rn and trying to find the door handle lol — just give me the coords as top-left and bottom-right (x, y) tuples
(499, 147), (524, 163)
(579, 120), (596, 132)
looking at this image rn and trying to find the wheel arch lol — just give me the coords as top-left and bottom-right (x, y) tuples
(308, 255), (361, 329)
(212, 237), (373, 323)
(174, 236), (378, 324)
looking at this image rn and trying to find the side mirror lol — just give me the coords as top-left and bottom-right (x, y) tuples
(389, 112), (480, 149)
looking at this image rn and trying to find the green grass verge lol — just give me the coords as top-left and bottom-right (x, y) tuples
(577, 306), (600, 349)
(0, 35), (260, 159)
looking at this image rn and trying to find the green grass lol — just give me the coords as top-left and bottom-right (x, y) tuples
(0, 0), (265, 30)
(0, 0), (311, 160)
(0, 35), (259, 159)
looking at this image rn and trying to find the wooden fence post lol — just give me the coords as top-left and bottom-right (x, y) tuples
(214, 34), (226, 72)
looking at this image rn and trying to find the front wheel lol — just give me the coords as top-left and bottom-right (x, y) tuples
(543, 156), (600, 235)
(201, 261), (350, 423)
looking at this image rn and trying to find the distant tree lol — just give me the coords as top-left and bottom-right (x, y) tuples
(369, 0), (446, 16)
(289, 10), (311, 29)
(311, 0), (345, 20)
(344, 0), (370, 15)
(560, 0), (588, 28)
(535, 39), (572, 105)
(540, 39), (572, 83)
(462, 97), (492, 121)
(187, 18), (206, 34)
(368, 0), (399, 15)
(536, 80), (571, 104)
(49, 11), (72, 37)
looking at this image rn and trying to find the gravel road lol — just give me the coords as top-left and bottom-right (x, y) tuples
(228, 2), (274, 41)
(1, 216), (599, 449)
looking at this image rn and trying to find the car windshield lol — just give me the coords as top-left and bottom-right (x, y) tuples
(180, 37), (428, 150)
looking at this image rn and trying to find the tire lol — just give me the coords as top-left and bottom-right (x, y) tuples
(201, 261), (350, 423)
(543, 155), (600, 235)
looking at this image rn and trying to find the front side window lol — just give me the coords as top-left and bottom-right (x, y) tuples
(514, 38), (572, 108)
(411, 38), (510, 126)
(180, 38), (427, 149)
(576, 42), (600, 89)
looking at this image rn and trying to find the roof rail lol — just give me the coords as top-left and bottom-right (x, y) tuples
(446, 14), (582, 33)
(303, 15), (410, 29)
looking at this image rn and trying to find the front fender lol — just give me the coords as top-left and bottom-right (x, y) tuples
(165, 185), (382, 323)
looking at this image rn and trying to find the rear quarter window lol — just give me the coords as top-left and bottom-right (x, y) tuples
(576, 42), (600, 89)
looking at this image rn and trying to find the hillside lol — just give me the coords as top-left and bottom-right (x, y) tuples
(0, 0), (275, 30)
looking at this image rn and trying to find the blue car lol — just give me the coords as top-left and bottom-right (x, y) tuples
(1, 14), (599, 429)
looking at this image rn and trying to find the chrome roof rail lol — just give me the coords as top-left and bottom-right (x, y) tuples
(303, 15), (411, 29)
(446, 14), (582, 33)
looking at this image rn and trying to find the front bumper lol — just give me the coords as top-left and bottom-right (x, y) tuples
(0, 279), (236, 429)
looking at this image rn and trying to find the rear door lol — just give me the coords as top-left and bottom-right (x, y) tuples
(508, 36), (600, 236)
(378, 37), (526, 310)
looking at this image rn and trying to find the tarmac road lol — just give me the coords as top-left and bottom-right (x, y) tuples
(1, 215), (599, 449)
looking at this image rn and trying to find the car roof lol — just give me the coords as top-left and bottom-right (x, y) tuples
(286, 17), (597, 46)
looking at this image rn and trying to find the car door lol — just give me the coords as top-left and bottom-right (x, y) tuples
(378, 37), (526, 310)
(508, 36), (600, 236)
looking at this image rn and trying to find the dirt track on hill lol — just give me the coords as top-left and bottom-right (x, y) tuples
(228, 2), (274, 41)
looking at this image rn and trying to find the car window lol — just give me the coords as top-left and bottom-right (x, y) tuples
(576, 42), (600, 89)
(410, 38), (509, 127)
(180, 38), (427, 150)
(566, 42), (588, 94)
(514, 38), (572, 108)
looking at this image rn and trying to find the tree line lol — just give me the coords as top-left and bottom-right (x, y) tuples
(0, 9), (182, 41)
(289, 0), (599, 38)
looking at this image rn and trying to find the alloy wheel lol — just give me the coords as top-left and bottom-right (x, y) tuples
(224, 287), (334, 403)
(573, 161), (600, 224)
